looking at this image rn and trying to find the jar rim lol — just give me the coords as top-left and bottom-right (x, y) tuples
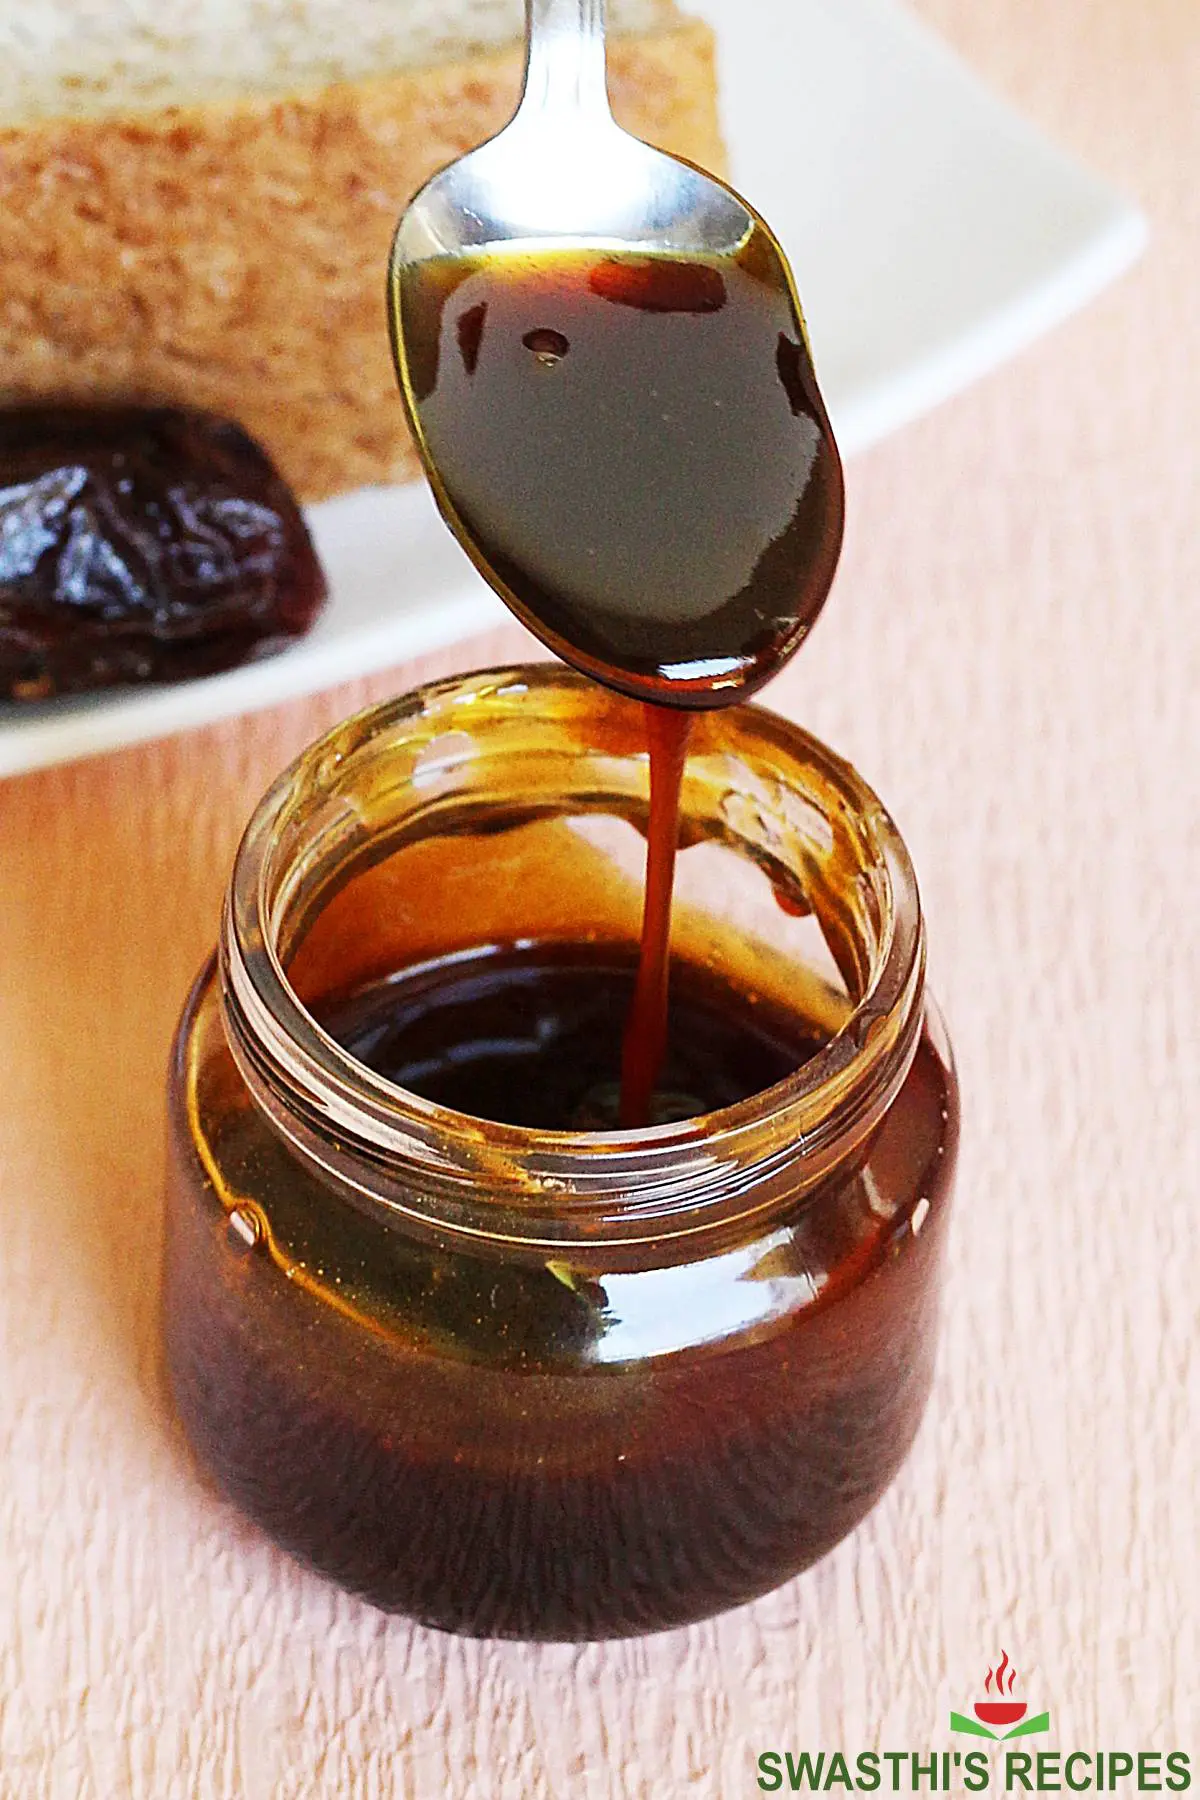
(220, 664), (925, 1258)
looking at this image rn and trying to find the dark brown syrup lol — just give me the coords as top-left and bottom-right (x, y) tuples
(158, 189), (960, 1644)
(619, 704), (692, 1125)
(167, 947), (957, 1637)
(316, 937), (824, 1130)
(397, 239), (844, 710)
(396, 238), (843, 1119)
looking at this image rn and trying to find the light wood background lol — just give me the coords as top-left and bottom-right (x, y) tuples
(0, 0), (1195, 1792)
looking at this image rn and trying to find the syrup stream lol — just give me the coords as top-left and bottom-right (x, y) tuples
(619, 705), (693, 1126)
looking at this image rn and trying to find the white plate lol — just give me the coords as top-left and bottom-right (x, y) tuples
(0, 0), (1144, 780)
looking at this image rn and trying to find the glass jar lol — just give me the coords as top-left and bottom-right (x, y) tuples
(163, 664), (958, 1639)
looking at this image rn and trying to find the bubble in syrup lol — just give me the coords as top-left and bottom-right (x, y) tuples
(225, 1203), (264, 1254)
(522, 327), (570, 366)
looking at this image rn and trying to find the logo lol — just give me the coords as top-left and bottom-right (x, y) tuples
(950, 1650), (1051, 1741)
(755, 1646), (1193, 1793)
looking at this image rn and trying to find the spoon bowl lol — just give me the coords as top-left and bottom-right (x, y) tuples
(388, 0), (844, 708)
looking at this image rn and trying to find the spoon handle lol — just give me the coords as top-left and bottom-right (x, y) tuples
(521, 0), (611, 124)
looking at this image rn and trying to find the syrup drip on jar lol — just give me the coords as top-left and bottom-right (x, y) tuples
(394, 237), (844, 1125)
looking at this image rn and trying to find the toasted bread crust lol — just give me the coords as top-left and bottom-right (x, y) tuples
(0, 21), (724, 500)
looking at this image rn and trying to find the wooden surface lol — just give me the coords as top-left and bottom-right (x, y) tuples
(0, 1), (1196, 1792)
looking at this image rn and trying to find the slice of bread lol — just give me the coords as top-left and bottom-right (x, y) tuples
(0, 3), (724, 500)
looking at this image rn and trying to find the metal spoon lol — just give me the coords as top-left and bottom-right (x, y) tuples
(387, 0), (844, 706)
(389, 0), (759, 273)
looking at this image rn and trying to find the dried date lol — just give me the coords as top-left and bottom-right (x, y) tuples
(0, 406), (327, 700)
